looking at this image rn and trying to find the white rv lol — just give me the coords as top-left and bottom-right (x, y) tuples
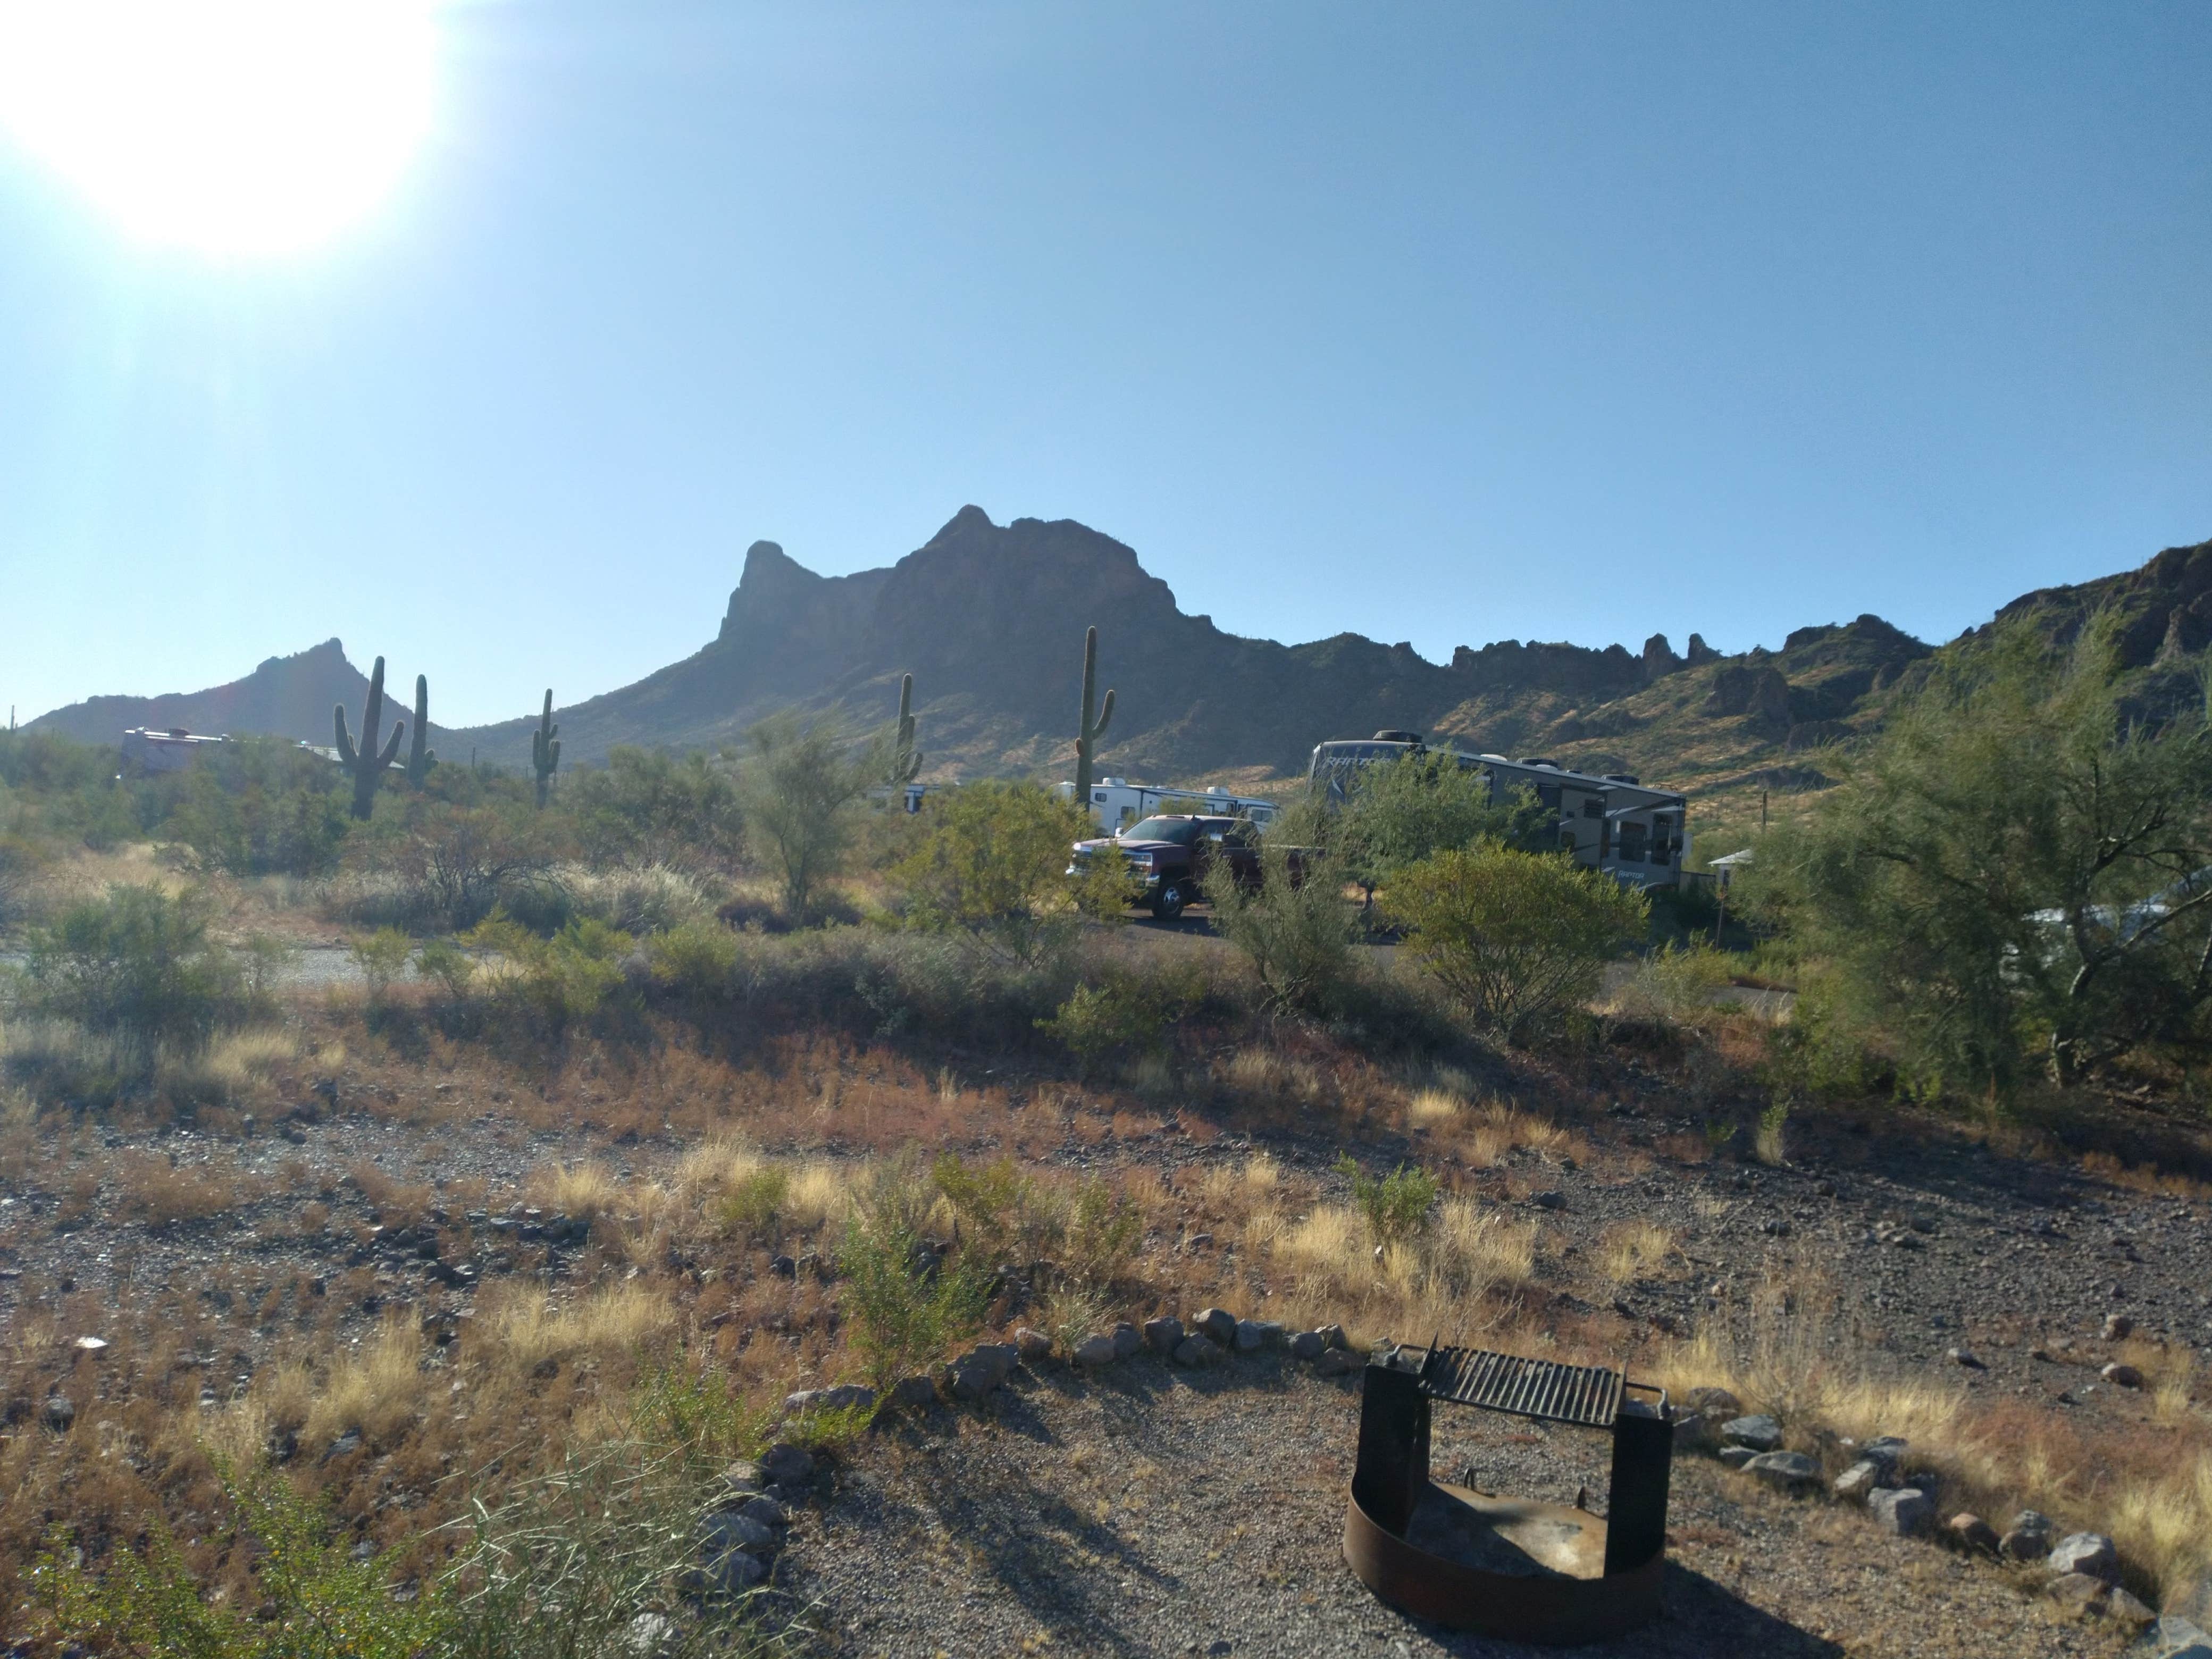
(1057, 777), (1279, 833)
(1307, 733), (1690, 888)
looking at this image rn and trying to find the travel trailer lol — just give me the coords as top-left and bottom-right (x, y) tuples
(1307, 731), (1689, 887)
(1057, 776), (1279, 833)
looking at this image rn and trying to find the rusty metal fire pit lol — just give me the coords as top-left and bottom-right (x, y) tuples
(1343, 1344), (1672, 1646)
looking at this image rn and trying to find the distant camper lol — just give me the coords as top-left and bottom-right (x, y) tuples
(1307, 730), (1690, 888)
(119, 727), (229, 775)
(1057, 776), (1279, 833)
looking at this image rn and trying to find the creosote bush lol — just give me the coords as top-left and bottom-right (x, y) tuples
(1335, 1155), (1439, 1247)
(22, 883), (241, 1059)
(1204, 846), (1356, 1015)
(1389, 844), (1649, 1044)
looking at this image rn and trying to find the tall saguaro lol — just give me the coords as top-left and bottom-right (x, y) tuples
(891, 672), (923, 784)
(335, 656), (406, 822)
(406, 674), (437, 789)
(532, 689), (561, 808)
(1074, 626), (1116, 800)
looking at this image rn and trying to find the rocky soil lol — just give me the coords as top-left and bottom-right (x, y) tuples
(787, 1354), (2140, 1659)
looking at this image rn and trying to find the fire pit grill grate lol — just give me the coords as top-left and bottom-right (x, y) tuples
(1415, 1345), (1624, 1429)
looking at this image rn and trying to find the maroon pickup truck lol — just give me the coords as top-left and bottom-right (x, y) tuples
(1068, 814), (1301, 920)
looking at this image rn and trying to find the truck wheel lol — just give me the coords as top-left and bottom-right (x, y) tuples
(1151, 882), (1187, 921)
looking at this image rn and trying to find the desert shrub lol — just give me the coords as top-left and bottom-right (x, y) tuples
(35, 1457), (445, 1657)
(647, 917), (741, 1001)
(569, 745), (743, 870)
(558, 862), (722, 935)
(0, 1016), (131, 1111)
(339, 800), (562, 930)
(166, 738), (353, 877)
(415, 937), (476, 1001)
(0, 833), (47, 929)
(1068, 839), (1138, 921)
(464, 915), (637, 1035)
(718, 1164), (792, 1239)
(893, 780), (1092, 960)
(1618, 940), (1736, 1024)
(1336, 1156), (1439, 1246)
(1036, 975), (1175, 1069)
(629, 1359), (780, 1481)
(931, 1153), (1065, 1266)
(349, 927), (414, 1000)
(22, 884), (242, 1059)
(1389, 844), (1648, 1043)
(739, 713), (881, 920)
(1204, 846), (1356, 1015)
(1328, 753), (1553, 899)
(1059, 1176), (1142, 1289)
(1748, 615), (2212, 1091)
(836, 1178), (991, 1387)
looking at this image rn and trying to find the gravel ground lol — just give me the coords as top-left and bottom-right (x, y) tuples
(791, 1358), (2136, 1659)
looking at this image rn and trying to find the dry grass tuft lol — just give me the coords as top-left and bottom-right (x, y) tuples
(114, 1152), (239, 1227)
(531, 1161), (622, 1221)
(1428, 1200), (1538, 1299)
(1406, 1089), (1464, 1131)
(483, 1283), (675, 1376)
(188, 1026), (301, 1093)
(300, 1317), (428, 1448)
(1465, 1100), (1569, 1169)
(1272, 1204), (1363, 1292)
(1596, 1219), (1677, 1288)
(1219, 1047), (1326, 1105)
(783, 1161), (856, 1230)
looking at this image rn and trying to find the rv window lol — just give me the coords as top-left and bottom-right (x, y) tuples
(1093, 791), (1107, 803)
(1618, 822), (1649, 862)
(1581, 799), (1603, 819)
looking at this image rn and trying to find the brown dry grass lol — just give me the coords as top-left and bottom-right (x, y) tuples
(1649, 1256), (2212, 1600)
(1595, 1218), (1678, 1288)
(113, 1151), (240, 1227)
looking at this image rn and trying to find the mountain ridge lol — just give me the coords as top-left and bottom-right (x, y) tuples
(27, 510), (2211, 795)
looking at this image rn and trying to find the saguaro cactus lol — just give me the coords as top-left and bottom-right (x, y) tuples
(335, 656), (405, 822)
(406, 674), (437, 789)
(891, 672), (923, 784)
(1074, 626), (1116, 800)
(531, 689), (560, 808)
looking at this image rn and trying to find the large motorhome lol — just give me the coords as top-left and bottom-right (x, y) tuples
(1057, 776), (1279, 833)
(1308, 730), (1689, 887)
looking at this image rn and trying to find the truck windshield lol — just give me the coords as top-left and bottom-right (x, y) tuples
(1123, 817), (1200, 844)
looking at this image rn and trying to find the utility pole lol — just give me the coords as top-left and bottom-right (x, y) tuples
(1761, 788), (1769, 831)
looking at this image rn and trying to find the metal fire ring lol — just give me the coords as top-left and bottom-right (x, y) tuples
(1342, 1345), (1673, 1646)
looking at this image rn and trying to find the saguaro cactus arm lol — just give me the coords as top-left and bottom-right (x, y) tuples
(406, 674), (437, 787)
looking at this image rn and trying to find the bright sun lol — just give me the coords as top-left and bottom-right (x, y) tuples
(0, 0), (438, 256)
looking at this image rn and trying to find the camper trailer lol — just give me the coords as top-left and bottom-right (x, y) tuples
(1057, 777), (1278, 833)
(119, 727), (229, 775)
(1307, 732), (1689, 888)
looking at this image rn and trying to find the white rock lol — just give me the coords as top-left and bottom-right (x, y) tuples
(1073, 1334), (1118, 1367)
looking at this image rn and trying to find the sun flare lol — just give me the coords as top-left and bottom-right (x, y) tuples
(0, 0), (439, 256)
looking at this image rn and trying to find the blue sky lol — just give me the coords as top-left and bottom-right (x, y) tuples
(4, 1), (2209, 727)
